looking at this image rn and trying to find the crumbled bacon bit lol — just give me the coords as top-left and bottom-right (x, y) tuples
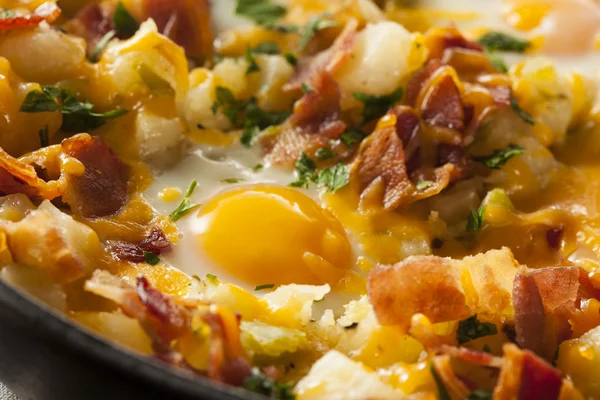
(513, 271), (547, 356)
(66, 3), (113, 57)
(110, 227), (172, 263)
(494, 344), (562, 400)
(61, 135), (129, 218)
(420, 72), (465, 132)
(284, 19), (358, 92)
(265, 72), (346, 165)
(0, 2), (61, 30)
(546, 227), (563, 250)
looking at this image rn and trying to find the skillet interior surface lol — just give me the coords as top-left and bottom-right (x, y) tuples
(0, 279), (261, 400)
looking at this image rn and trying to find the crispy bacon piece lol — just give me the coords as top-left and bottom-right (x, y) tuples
(432, 355), (471, 398)
(423, 26), (484, 62)
(369, 256), (470, 329)
(494, 344), (563, 400)
(61, 135), (129, 218)
(67, 0), (212, 62)
(0, 147), (62, 200)
(421, 72), (465, 132)
(141, 0), (212, 62)
(109, 227), (172, 263)
(353, 108), (457, 210)
(284, 19), (358, 92)
(513, 267), (581, 359)
(405, 60), (443, 107)
(0, 2), (61, 30)
(85, 271), (252, 385)
(438, 345), (504, 368)
(265, 72), (346, 165)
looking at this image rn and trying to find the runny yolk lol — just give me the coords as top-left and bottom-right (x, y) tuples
(192, 186), (352, 286)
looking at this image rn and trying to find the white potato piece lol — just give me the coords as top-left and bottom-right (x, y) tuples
(0, 23), (86, 83)
(334, 22), (415, 110)
(135, 108), (187, 168)
(294, 350), (404, 400)
(0, 265), (67, 312)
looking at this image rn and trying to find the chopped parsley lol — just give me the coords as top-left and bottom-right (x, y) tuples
(301, 82), (314, 94)
(340, 127), (366, 147)
(252, 42), (281, 55)
(353, 87), (403, 125)
(510, 95), (535, 125)
(284, 52), (298, 66)
(243, 368), (295, 399)
(38, 125), (49, 148)
(235, 0), (287, 26)
(255, 284), (275, 291)
(89, 30), (116, 63)
(143, 252), (160, 266)
(316, 163), (349, 192)
(211, 87), (289, 147)
(468, 389), (493, 400)
(456, 315), (498, 344)
(478, 31), (531, 53)
(290, 152), (317, 188)
(253, 163), (264, 171)
(20, 86), (128, 132)
(169, 180), (200, 221)
(466, 206), (486, 233)
(206, 274), (218, 283)
(488, 52), (508, 73)
(245, 46), (261, 75)
(221, 178), (244, 183)
(0, 9), (16, 18)
(415, 179), (433, 190)
(474, 144), (525, 169)
(298, 14), (337, 51)
(430, 363), (451, 400)
(113, 1), (139, 37)
(315, 147), (335, 160)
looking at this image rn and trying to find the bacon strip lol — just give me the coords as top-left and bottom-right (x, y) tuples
(0, 2), (61, 30)
(353, 108), (457, 210)
(109, 227), (172, 263)
(494, 344), (562, 400)
(85, 271), (252, 385)
(0, 147), (62, 200)
(283, 19), (358, 92)
(265, 72), (346, 166)
(61, 135), (129, 218)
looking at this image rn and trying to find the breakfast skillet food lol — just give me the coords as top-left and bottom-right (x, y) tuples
(3, 0), (600, 398)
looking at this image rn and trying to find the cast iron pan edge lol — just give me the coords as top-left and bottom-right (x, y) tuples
(0, 279), (264, 400)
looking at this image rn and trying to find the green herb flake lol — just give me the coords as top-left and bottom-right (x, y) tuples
(301, 82), (314, 94)
(315, 147), (335, 160)
(245, 46), (261, 75)
(290, 152), (317, 188)
(415, 179), (433, 190)
(143, 252), (160, 266)
(456, 314), (498, 344)
(235, 0), (287, 26)
(206, 274), (218, 283)
(353, 87), (403, 125)
(298, 14), (337, 51)
(255, 283), (275, 291)
(430, 363), (451, 400)
(284, 52), (298, 66)
(317, 163), (349, 192)
(169, 180), (200, 222)
(466, 206), (486, 233)
(243, 368), (296, 399)
(510, 95), (535, 125)
(137, 63), (174, 96)
(478, 31), (531, 53)
(340, 127), (366, 147)
(252, 42), (281, 54)
(474, 144), (525, 169)
(467, 389), (493, 400)
(253, 163), (264, 171)
(20, 86), (128, 132)
(488, 52), (508, 73)
(221, 178), (244, 184)
(38, 125), (50, 148)
(212, 86), (246, 125)
(0, 9), (16, 19)
(113, 1), (139, 37)
(89, 30), (116, 63)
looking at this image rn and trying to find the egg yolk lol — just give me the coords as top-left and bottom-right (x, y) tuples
(193, 186), (352, 286)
